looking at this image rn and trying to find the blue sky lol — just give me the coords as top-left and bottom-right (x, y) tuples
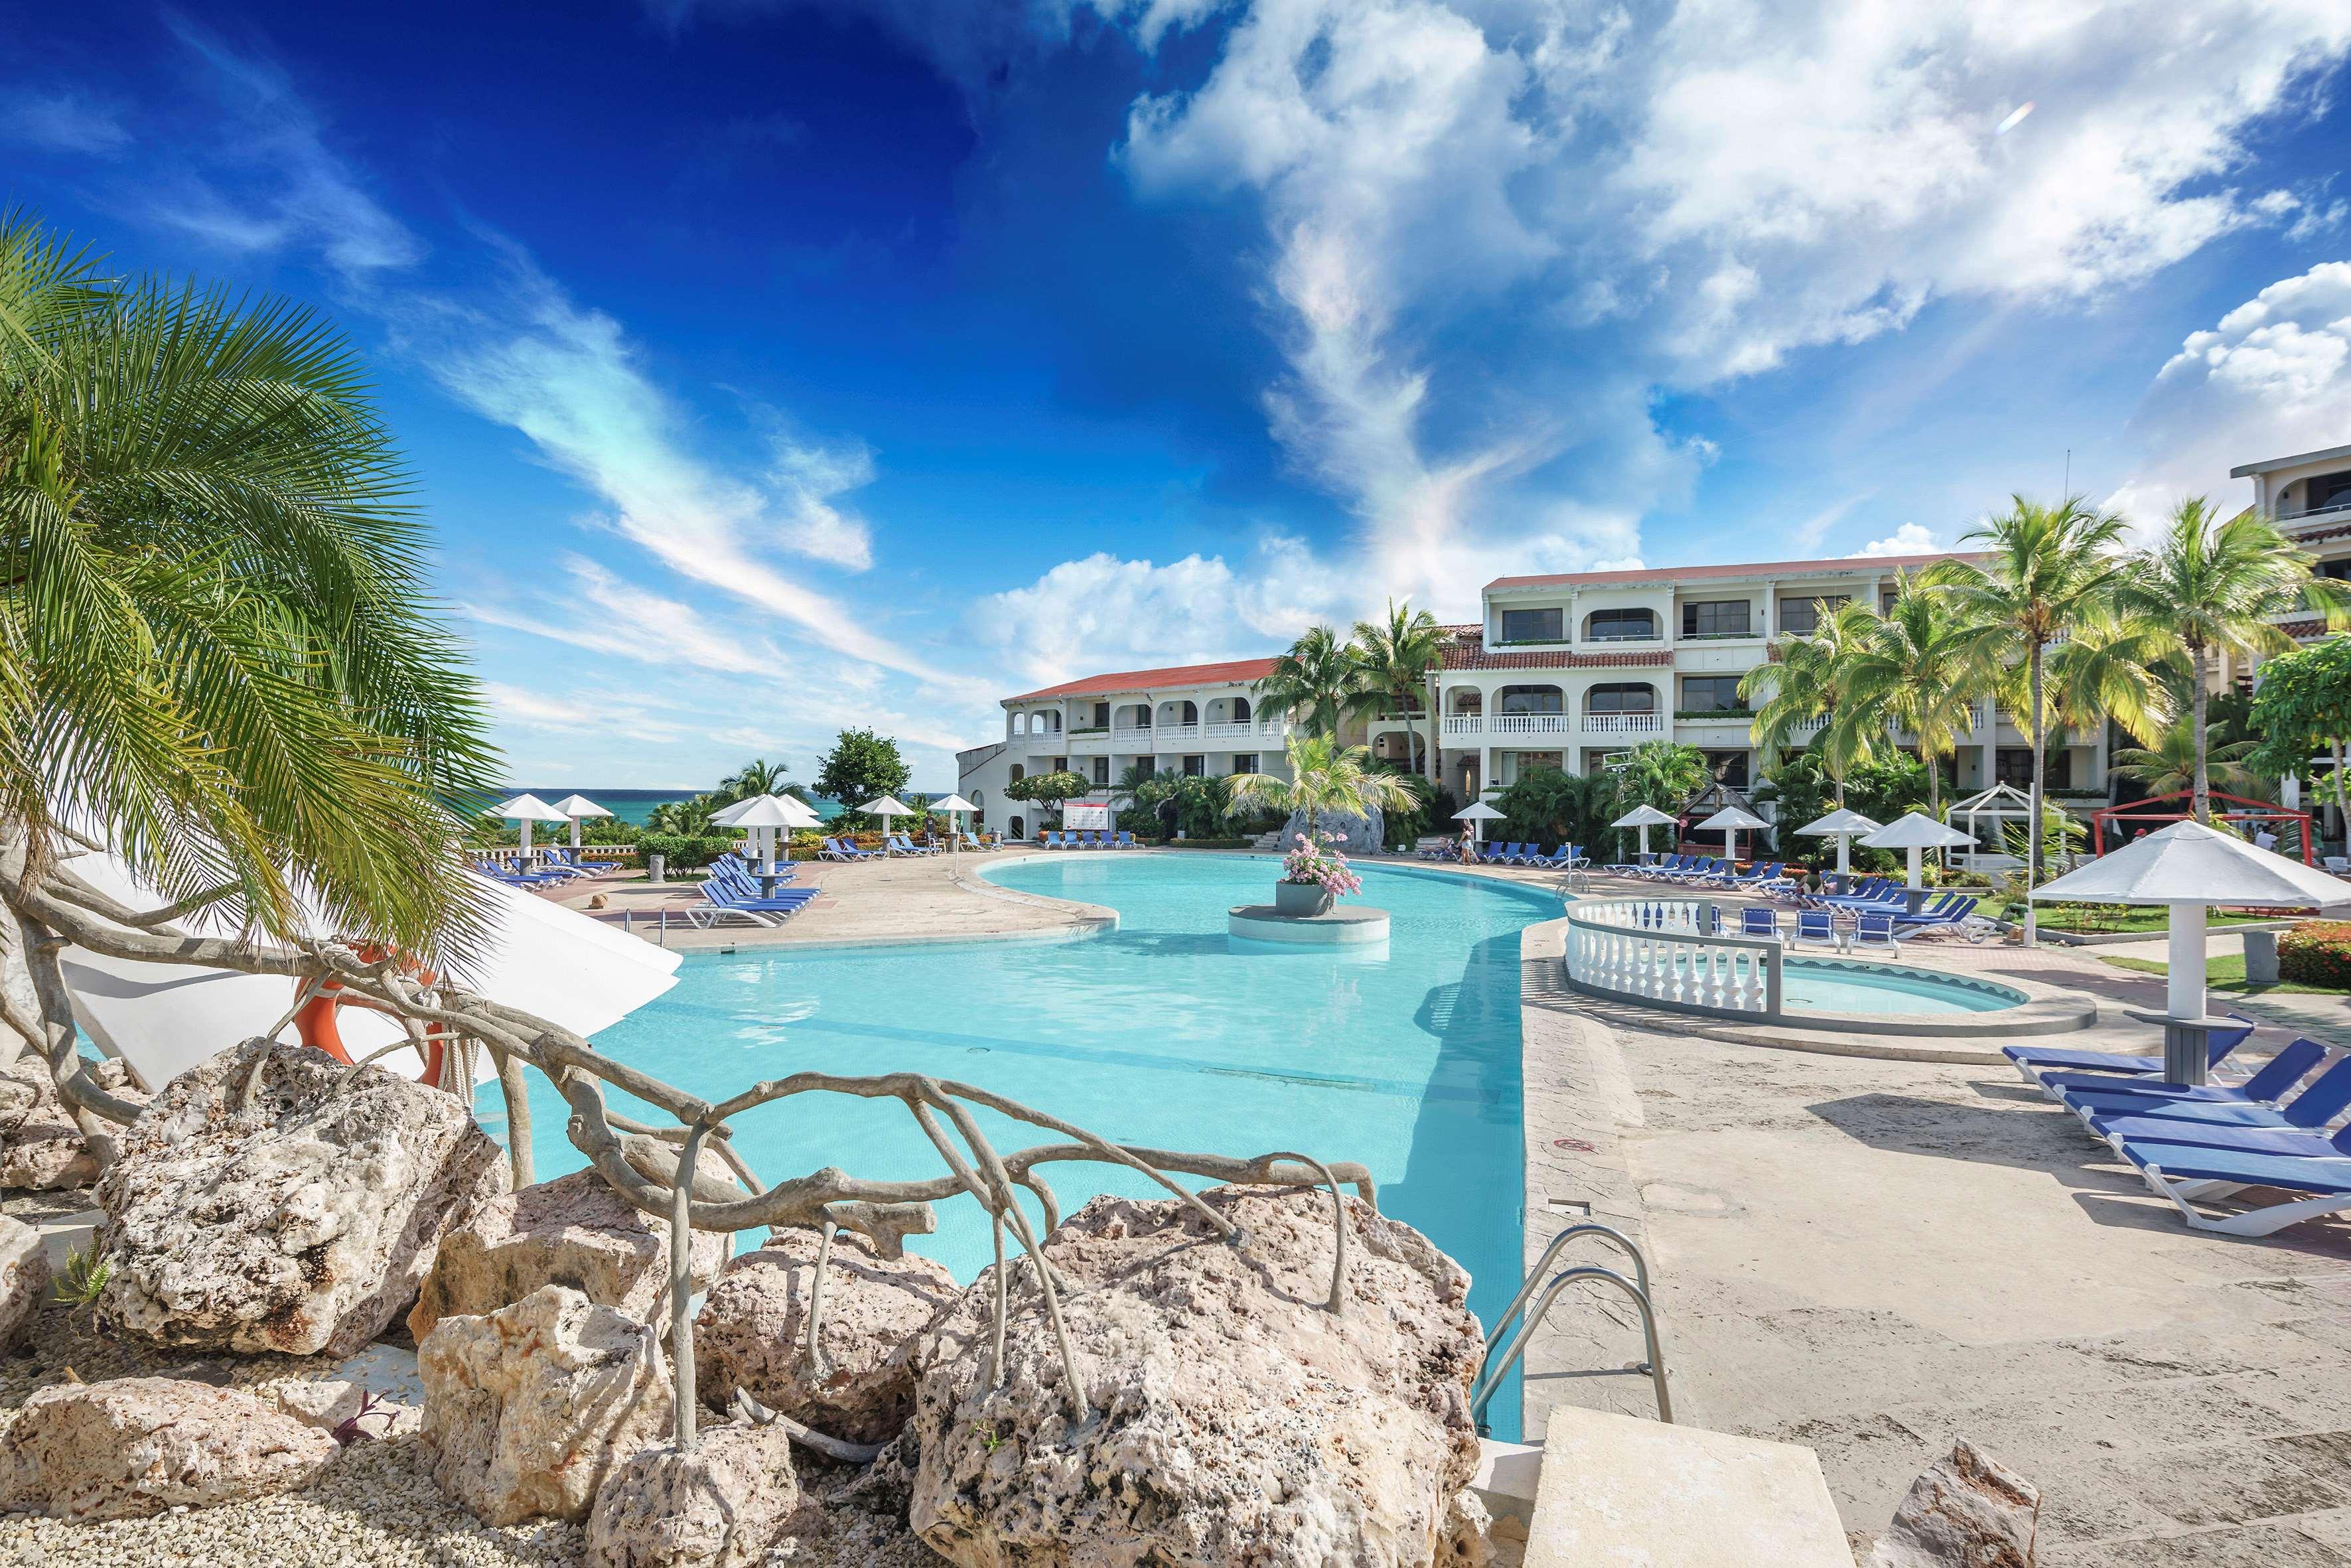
(9, 1), (2351, 790)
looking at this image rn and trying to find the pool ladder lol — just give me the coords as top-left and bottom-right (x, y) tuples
(1469, 1222), (1672, 1435)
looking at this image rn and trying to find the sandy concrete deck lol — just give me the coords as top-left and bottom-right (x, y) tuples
(1520, 898), (2351, 1563)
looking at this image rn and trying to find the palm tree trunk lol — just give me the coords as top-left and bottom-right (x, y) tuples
(1424, 673), (1442, 790)
(2191, 646), (2210, 825)
(1927, 752), (1941, 817)
(2027, 646), (2044, 948)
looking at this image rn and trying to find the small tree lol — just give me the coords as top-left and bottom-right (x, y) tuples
(1005, 770), (1091, 829)
(1610, 741), (1710, 817)
(2248, 636), (2351, 838)
(1492, 766), (1616, 855)
(1229, 734), (1418, 846)
(814, 729), (912, 829)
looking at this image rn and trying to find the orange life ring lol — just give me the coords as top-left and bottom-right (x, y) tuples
(295, 945), (455, 1090)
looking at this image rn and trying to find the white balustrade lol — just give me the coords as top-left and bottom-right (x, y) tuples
(1153, 723), (1203, 747)
(1110, 727), (1152, 747)
(1491, 713), (1573, 735)
(1581, 712), (1665, 737)
(1562, 898), (1783, 1019)
(1202, 720), (1257, 741)
(1442, 715), (1486, 737)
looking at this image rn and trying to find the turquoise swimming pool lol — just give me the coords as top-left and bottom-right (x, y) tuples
(477, 853), (1556, 1438)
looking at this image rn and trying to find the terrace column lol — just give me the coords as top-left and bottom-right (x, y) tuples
(1980, 738), (1995, 795)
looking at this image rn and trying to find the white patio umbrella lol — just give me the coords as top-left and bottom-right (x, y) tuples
(492, 792), (568, 863)
(1861, 811), (1974, 913)
(930, 794), (979, 855)
(1795, 806), (1881, 877)
(1453, 800), (1505, 845)
(1695, 804), (1768, 865)
(722, 794), (820, 888)
(861, 795), (916, 853)
(2036, 820), (2351, 1082)
(549, 794), (610, 851)
(54, 842), (681, 1093)
(1612, 803), (1678, 861)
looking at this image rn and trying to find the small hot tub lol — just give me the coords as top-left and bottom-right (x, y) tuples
(1781, 958), (2026, 1017)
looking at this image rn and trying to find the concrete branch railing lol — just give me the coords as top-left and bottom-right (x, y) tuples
(1563, 896), (1783, 1019)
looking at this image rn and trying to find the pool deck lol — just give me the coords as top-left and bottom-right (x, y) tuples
(1521, 877), (2351, 1564)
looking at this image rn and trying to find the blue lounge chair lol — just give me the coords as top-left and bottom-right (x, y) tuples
(2072, 1047), (2351, 1133)
(887, 833), (936, 856)
(1114, 831), (1139, 849)
(2005, 1015), (2256, 1083)
(1850, 911), (1900, 955)
(1630, 855), (1687, 880)
(1789, 909), (1838, 950)
(2036, 1038), (2328, 1111)
(1739, 907), (1780, 940)
(1894, 896), (1989, 941)
(1039, 831), (1064, 850)
(2086, 1064), (2351, 1161)
(2119, 1138), (2351, 1236)
(961, 831), (992, 851)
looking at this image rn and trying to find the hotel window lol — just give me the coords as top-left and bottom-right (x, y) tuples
(1777, 594), (1849, 634)
(1052, 756), (1068, 774)
(1585, 683), (1656, 714)
(1681, 600), (1751, 638)
(1498, 684), (1565, 715)
(1586, 608), (1658, 642)
(1232, 754), (1259, 775)
(1681, 676), (1745, 713)
(1500, 606), (1565, 642)
(1182, 755), (1205, 777)
(1703, 750), (1750, 788)
(1995, 748), (2071, 789)
(1092, 756), (1109, 784)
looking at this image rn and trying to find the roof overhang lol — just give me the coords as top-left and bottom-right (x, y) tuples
(2231, 441), (2351, 478)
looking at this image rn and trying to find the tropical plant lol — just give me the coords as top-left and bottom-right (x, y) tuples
(2246, 635), (2351, 832)
(1004, 769), (1090, 825)
(1278, 833), (1364, 895)
(1833, 576), (1987, 815)
(2120, 497), (2348, 823)
(2113, 717), (2260, 800)
(814, 728), (912, 828)
(1741, 599), (1881, 802)
(1926, 496), (2160, 904)
(0, 213), (498, 961)
(1347, 599), (1446, 782)
(1228, 733), (1419, 843)
(1492, 766), (1617, 857)
(716, 756), (811, 806)
(644, 797), (716, 836)
(1608, 740), (1710, 816)
(1255, 624), (1364, 739)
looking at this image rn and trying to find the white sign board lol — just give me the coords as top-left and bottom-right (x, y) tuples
(1062, 802), (1113, 830)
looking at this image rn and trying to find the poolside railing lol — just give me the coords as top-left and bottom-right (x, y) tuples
(1564, 896), (1783, 1019)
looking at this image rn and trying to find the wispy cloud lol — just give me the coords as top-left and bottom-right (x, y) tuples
(462, 557), (792, 678)
(1790, 493), (1873, 553)
(1, 89), (131, 154)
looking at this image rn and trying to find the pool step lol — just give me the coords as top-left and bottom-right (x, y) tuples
(1520, 1406), (1851, 1566)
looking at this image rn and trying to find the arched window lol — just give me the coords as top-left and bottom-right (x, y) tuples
(1009, 764), (1025, 784)
(1498, 684), (1563, 714)
(1233, 696), (1251, 721)
(1585, 608), (1658, 642)
(1585, 683), (1656, 714)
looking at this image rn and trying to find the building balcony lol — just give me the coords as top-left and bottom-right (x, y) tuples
(1583, 712), (1665, 738)
(1490, 713), (1575, 736)
(1440, 712), (1665, 740)
(1151, 723), (1203, 748)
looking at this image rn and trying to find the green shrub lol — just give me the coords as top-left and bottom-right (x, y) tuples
(638, 831), (735, 869)
(2280, 921), (2351, 988)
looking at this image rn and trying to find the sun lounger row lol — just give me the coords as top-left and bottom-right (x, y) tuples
(471, 848), (609, 889)
(1415, 841), (1588, 867)
(1038, 830), (1138, 850)
(691, 856), (819, 928)
(2004, 1021), (2351, 1236)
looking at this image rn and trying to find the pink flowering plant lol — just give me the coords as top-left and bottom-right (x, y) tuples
(1281, 831), (1363, 897)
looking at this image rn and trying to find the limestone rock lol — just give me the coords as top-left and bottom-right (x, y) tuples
(94, 1038), (508, 1357)
(0, 1213), (48, 1348)
(0, 1056), (147, 1191)
(585, 1419), (800, 1568)
(1865, 1439), (2040, 1568)
(1439, 1488), (1496, 1567)
(419, 1283), (674, 1526)
(1283, 805), (1385, 858)
(0, 1376), (339, 1521)
(694, 1227), (958, 1444)
(904, 1184), (1484, 1568)
(411, 1168), (729, 1343)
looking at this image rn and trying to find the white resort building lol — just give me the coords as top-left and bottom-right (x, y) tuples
(2239, 440), (2351, 650)
(958, 548), (2123, 837)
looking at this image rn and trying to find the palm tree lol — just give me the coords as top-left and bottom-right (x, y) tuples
(1609, 740), (1711, 816)
(1228, 733), (1419, 842)
(2114, 718), (2259, 798)
(1255, 624), (1363, 739)
(1740, 599), (1879, 803)
(0, 214), (495, 962)
(1833, 577), (1987, 816)
(1926, 496), (2145, 924)
(2120, 497), (2347, 823)
(719, 757), (792, 802)
(1346, 599), (1446, 784)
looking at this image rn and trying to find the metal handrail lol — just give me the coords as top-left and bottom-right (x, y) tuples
(1472, 1261), (1672, 1432)
(1482, 1222), (1649, 1357)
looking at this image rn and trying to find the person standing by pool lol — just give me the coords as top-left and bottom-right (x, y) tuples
(1457, 830), (1478, 865)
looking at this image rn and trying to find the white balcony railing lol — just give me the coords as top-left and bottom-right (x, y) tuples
(1153, 723), (1203, 747)
(1202, 720), (1256, 741)
(1583, 712), (1665, 737)
(1443, 715), (1486, 737)
(1491, 713), (1573, 735)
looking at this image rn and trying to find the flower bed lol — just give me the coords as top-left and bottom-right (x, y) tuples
(2280, 920), (2351, 988)
(1281, 833), (1362, 898)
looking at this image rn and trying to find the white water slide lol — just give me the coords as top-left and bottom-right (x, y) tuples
(52, 845), (681, 1092)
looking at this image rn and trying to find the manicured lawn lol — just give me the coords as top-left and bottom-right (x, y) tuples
(1998, 904), (2279, 935)
(2098, 953), (2351, 997)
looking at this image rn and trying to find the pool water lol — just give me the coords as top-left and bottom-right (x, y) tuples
(476, 853), (1557, 1438)
(1781, 958), (2023, 1015)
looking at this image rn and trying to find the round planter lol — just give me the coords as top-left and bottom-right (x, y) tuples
(1274, 880), (1336, 917)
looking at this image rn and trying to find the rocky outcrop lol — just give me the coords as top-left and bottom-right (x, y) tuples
(0, 1056), (145, 1191)
(0, 1213), (48, 1348)
(904, 1184), (1486, 1568)
(694, 1227), (957, 1444)
(95, 1038), (507, 1357)
(585, 1419), (800, 1568)
(418, 1283), (674, 1526)
(272, 1378), (421, 1441)
(1865, 1439), (2040, 1568)
(0, 1376), (340, 1521)
(410, 1168), (729, 1342)
(1282, 807), (1386, 858)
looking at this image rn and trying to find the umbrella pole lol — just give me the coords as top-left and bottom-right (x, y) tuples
(1638, 824), (1649, 863)
(571, 818), (583, 851)
(520, 818), (532, 868)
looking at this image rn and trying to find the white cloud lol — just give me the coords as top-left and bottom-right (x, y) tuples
(2109, 260), (2351, 527)
(1850, 523), (1941, 557)
(462, 557), (792, 678)
(1, 90), (130, 154)
(1791, 493), (1872, 552)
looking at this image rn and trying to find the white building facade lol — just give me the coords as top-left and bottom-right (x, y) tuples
(2237, 440), (2351, 657)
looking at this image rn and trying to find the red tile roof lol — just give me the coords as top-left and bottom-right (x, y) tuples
(1487, 551), (1968, 592)
(1005, 656), (1279, 704)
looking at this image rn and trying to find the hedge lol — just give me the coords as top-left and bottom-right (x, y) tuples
(636, 832), (737, 869)
(2279, 921), (2351, 989)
